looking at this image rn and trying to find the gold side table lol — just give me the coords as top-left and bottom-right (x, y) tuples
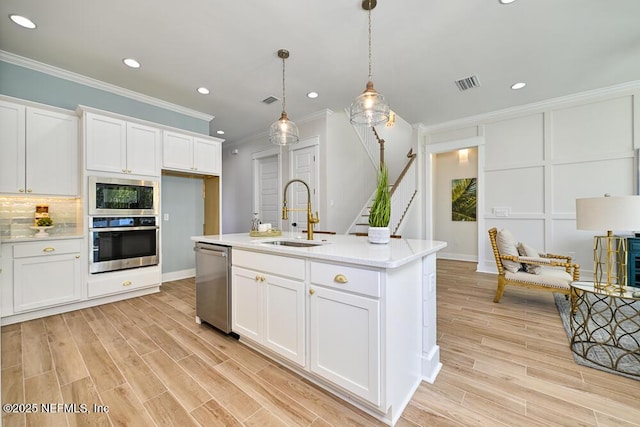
(570, 281), (640, 378)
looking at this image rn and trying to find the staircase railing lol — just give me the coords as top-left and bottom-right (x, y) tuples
(389, 150), (417, 235)
(346, 150), (418, 236)
(346, 108), (378, 168)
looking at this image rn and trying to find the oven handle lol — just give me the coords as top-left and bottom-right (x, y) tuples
(90, 226), (159, 232)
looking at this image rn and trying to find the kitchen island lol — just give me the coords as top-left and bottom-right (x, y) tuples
(191, 232), (446, 426)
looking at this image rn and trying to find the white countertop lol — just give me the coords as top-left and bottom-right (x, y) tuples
(1, 234), (83, 243)
(192, 232), (447, 269)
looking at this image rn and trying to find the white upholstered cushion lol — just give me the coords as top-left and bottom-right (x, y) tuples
(497, 229), (521, 273)
(517, 242), (542, 274)
(505, 267), (572, 290)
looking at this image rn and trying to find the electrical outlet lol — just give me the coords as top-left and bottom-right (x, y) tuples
(163, 213), (169, 221)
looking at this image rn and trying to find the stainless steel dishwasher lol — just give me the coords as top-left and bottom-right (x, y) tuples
(194, 242), (232, 334)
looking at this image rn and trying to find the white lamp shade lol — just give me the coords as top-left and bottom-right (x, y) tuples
(576, 196), (640, 231)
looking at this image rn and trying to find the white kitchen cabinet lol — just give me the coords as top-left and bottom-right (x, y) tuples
(163, 130), (222, 175)
(309, 262), (381, 405)
(232, 250), (305, 366)
(87, 266), (161, 298)
(0, 99), (78, 196)
(85, 112), (161, 177)
(12, 239), (82, 313)
(197, 235), (444, 426)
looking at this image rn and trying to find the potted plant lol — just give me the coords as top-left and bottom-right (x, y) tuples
(32, 216), (54, 238)
(368, 164), (391, 244)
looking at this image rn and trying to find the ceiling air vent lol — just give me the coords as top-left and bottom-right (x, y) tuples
(262, 96), (279, 105)
(455, 75), (481, 91)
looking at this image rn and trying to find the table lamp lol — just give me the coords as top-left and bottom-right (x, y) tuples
(576, 195), (640, 291)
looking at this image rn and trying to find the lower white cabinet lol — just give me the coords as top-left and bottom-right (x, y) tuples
(13, 239), (82, 313)
(227, 246), (431, 425)
(87, 266), (161, 298)
(232, 265), (305, 366)
(309, 262), (381, 406)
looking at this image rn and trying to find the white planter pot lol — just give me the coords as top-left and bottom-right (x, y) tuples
(368, 226), (391, 244)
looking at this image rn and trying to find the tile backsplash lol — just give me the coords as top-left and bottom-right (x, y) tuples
(0, 196), (83, 238)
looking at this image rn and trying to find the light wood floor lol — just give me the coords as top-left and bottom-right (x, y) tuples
(2, 259), (639, 426)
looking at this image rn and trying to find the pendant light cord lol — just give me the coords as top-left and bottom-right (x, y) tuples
(282, 55), (286, 114)
(368, 0), (373, 82)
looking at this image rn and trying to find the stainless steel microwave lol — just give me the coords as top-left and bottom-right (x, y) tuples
(89, 176), (159, 216)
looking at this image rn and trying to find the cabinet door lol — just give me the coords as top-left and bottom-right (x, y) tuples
(86, 113), (127, 173)
(26, 108), (79, 196)
(309, 286), (380, 405)
(13, 253), (82, 313)
(263, 274), (305, 366)
(231, 267), (261, 342)
(0, 100), (26, 193)
(126, 122), (161, 176)
(193, 137), (221, 175)
(162, 131), (194, 172)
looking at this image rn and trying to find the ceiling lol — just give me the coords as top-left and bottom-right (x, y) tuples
(1, 0), (640, 143)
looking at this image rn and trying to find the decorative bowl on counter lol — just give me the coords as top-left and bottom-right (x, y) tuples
(30, 226), (54, 238)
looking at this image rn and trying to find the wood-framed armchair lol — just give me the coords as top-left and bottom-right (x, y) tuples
(488, 227), (580, 303)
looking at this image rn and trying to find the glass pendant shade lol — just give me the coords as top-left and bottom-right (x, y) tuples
(269, 111), (299, 146)
(269, 49), (299, 146)
(349, 80), (390, 126)
(349, 0), (390, 127)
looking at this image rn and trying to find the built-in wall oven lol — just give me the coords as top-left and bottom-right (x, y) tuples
(89, 176), (159, 216)
(90, 216), (159, 274)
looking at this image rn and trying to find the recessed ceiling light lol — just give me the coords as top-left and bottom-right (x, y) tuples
(511, 82), (526, 90)
(123, 58), (141, 69)
(307, 91), (319, 99)
(197, 87), (210, 95)
(216, 130), (225, 135)
(9, 14), (36, 29)
(499, 0), (517, 4)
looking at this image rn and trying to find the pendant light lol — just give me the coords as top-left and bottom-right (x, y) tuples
(349, 0), (390, 127)
(269, 49), (299, 145)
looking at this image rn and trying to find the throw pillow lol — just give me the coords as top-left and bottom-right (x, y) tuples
(517, 242), (542, 274)
(496, 229), (521, 273)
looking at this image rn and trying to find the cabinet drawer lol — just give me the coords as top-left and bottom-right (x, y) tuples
(233, 249), (305, 280)
(310, 262), (381, 298)
(88, 267), (160, 298)
(13, 239), (82, 258)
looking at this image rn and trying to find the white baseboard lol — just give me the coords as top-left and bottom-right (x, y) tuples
(436, 252), (478, 262)
(162, 268), (195, 282)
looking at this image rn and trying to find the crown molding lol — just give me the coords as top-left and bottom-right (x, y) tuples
(0, 50), (214, 122)
(419, 80), (640, 133)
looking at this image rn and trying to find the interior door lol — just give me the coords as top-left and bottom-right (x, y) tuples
(288, 140), (319, 233)
(256, 154), (280, 228)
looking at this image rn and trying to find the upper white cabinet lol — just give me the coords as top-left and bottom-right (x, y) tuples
(163, 130), (222, 175)
(0, 99), (78, 196)
(85, 112), (161, 177)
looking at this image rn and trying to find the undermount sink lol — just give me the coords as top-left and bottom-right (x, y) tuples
(261, 240), (325, 247)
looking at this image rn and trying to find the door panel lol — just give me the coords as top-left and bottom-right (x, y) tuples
(289, 143), (318, 232)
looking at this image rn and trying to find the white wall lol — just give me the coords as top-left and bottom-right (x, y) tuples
(423, 83), (640, 278)
(434, 148), (478, 261)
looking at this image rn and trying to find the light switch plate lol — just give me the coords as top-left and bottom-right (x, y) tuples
(493, 207), (510, 217)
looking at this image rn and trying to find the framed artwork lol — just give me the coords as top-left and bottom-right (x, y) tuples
(452, 178), (477, 221)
